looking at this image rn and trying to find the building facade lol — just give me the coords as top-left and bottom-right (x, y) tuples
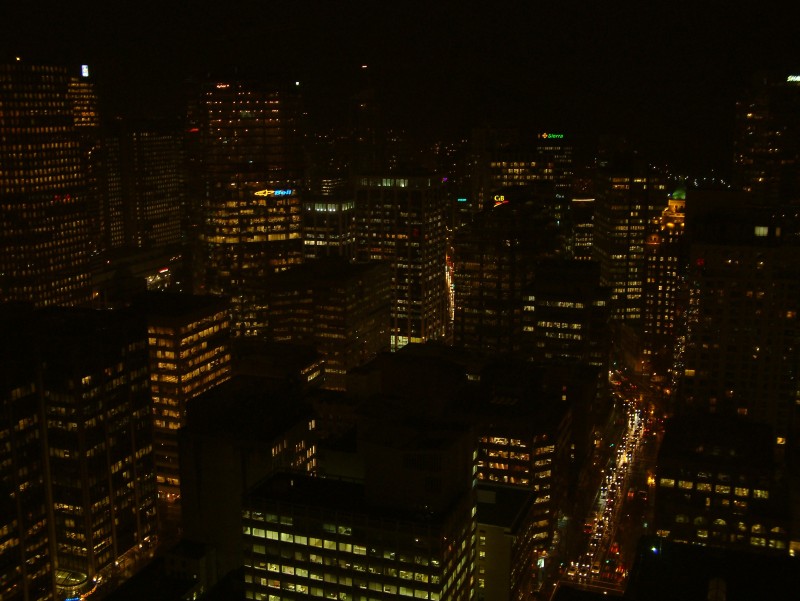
(355, 175), (448, 349)
(140, 293), (231, 526)
(195, 80), (304, 336)
(0, 61), (93, 307)
(642, 194), (686, 390)
(266, 258), (391, 391)
(593, 167), (668, 323)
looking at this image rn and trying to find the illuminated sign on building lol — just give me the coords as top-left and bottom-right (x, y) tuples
(493, 195), (509, 208)
(457, 197), (468, 203)
(216, 83), (230, 89)
(787, 75), (800, 82)
(254, 189), (294, 197)
(81, 64), (90, 77)
(540, 132), (564, 139)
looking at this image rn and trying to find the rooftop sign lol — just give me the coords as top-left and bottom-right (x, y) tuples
(255, 189), (293, 197)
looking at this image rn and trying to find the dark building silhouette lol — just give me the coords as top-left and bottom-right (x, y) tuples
(97, 120), (185, 252)
(522, 259), (610, 370)
(265, 258), (391, 391)
(682, 194), (800, 446)
(179, 376), (317, 579)
(0, 305), (52, 601)
(452, 189), (562, 354)
(653, 415), (790, 554)
(734, 73), (800, 206)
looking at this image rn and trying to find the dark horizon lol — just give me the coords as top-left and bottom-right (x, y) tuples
(3, 2), (800, 172)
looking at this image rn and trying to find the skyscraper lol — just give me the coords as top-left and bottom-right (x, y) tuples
(642, 192), (686, 391)
(521, 259), (611, 370)
(98, 121), (185, 252)
(682, 198), (800, 447)
(0, 305), (52, 601)
(139, 293), (231, 530)
(593, 164), (668, 323)
(452, 190), (562, 354)
(0, 61), (93, 307)
(265, 258), (391, 390)
(194, 80), (304, 336)
(734, 73), (800, 206)
(0, 305), (158, 599)
(355, 175), (449, 349)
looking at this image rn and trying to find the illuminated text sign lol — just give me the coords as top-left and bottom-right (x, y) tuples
(493, 194), (509, 208)
(788, 75), (800, 82)
(540, 132), (564, 139)
(255, 189), (293, 197)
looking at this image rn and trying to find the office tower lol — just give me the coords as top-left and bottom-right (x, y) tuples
(138, 293), (231, 527)
(642, 193), (686, 392)
(38, 307), (156, 597)
(452, 190), (562, 354)
(179, 376), (317, 578)
(475, 486), (542, 601)
(266, 258), (391, 390)
(653, 415), (789, 554)
(0, 61), (93, 307)
(521, 259), (611, 370)
(0, 305), (52, 601)
(302, 194), (357, 260)
(195, 80), (304, 336)
(242, 414), (475, 601)
(734, 73), (800, 206)
(570, 197), (595, 261)
(98, 121), (185, 252)
(682, 198), (800, 446)
(471, 128), (573, 229)
(625, 535), (800, 600)
(593, 164), (668, 323)
(354, 175), (448, 349)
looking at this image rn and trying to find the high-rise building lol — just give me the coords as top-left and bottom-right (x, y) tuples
(194, 80), (304, 336)
(0, 305), (52, 601)
(471, 129), (573, 232)
(0, 61), (93, 307)
(734, 73), (800, 206)
(521, 259), (611, 370)
(642, 193), (686, 391)
(355, 175), (449, 349)
(570, 197), (595, 261)
(138, 293), (231, 527)
(42, 308), (157, 597)
(266, 258), (391, 390)
(682, 198), (800, 446)
(1, 306), (158, 599)
(653, 415), (790, 554)
(301, 194), (357, 261)
(179, 375), (317, 578)
(98, 121), (185, 252)
(452, 190), (562, 354)
(593, 165), (668, 323)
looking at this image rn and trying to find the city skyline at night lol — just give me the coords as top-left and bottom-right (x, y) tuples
(4, 4), (800, 601)
(3, 3), (800, 171)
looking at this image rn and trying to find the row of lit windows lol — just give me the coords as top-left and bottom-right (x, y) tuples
(659, 478), (769, 498)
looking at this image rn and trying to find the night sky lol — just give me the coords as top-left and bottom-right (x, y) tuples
(3, 1), (799, 172)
